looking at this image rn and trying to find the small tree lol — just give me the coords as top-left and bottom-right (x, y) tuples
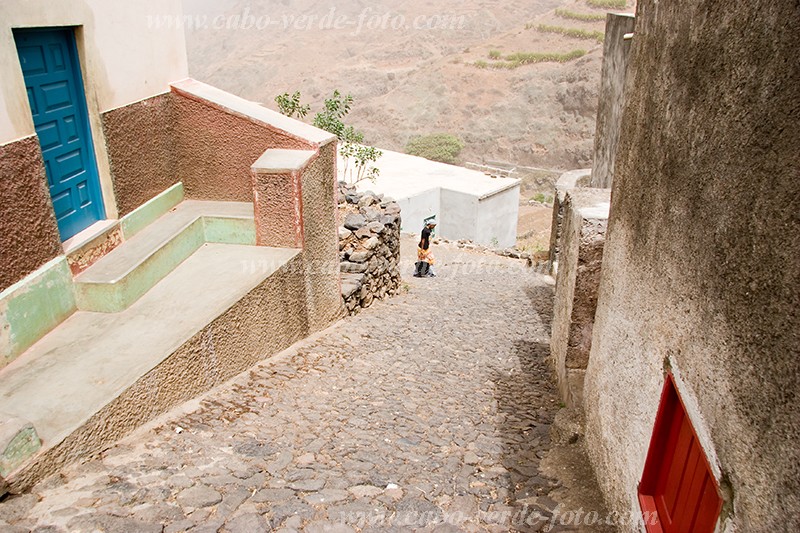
(312, 90), (353, 138)
(313, 91), (381, 186)
(405, 133), (465, 164)
(272, 90), (382, 186)
(274, 91), (310, 118)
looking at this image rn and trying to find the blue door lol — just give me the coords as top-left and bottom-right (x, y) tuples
(14, 28), (105, 241)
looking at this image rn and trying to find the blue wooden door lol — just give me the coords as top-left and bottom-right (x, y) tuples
(14, 28), (105, 241)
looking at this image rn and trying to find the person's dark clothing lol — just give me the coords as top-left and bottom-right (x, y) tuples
(420, 227), (432, 250)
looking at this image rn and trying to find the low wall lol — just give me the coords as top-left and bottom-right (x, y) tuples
(550, 189), (610, 408)
(338, 183), (402, 315)
(547, 169), (592, 275)
(102, 92), (178, 217)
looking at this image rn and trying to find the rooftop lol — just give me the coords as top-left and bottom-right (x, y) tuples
(338, 148), (520, 200)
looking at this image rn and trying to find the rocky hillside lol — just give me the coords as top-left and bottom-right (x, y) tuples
(182, 0), (634, 172)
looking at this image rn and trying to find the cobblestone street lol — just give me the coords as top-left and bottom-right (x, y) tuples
(0, 239), (610, 532)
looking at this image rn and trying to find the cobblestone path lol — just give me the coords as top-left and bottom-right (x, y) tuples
(0, 240), (609, 532)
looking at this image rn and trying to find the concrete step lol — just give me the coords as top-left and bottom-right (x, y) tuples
(74, 200), (255, 313)
(0, 243), (302, 487)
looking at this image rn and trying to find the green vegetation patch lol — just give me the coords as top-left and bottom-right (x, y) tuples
(537, 24), (605, 43)
(555, 8), (607, 22)
(474, 49), (587, 69)
(405, 133), (465, 164)
(587, 0), (627, 9)
(504, 49), (587, 65)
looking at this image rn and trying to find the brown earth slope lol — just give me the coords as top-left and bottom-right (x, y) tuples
(182, 0), (634, 172)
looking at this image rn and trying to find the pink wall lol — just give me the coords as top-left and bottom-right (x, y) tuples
(102, 93), (178, 217)
(172, 90), (315, 203)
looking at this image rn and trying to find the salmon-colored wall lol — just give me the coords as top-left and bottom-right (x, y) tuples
(172, 91), (314, 203)
(101, 93), (179, 217)
(0, 136), (62, 292)
(252, 170), (304, 249)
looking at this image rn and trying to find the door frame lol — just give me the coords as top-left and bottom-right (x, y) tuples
(14, 26), (107, 241)
(6, 19), (119, 227)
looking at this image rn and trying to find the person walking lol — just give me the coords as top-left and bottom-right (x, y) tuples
(414, 219), (437, 277)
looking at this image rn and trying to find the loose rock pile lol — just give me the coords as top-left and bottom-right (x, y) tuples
(337, 182), (402, 315)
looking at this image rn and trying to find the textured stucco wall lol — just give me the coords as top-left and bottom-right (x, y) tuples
(10, 255), (310, 491)
(173, 91), (314, 203)
(299, 142), (345, 330)
(590, 13), (636, 189)
(551, 189), (609, 408)
(0, 136), (62, 292)
(102, 93), (179, 217)
(583, 1), (800, 530)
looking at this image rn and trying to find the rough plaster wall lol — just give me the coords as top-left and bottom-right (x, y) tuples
(583, 1), (800, 529)
(551, 190), (608, 408)
(0, 137), (62, 292)
(548, 170), (592, 274)
(101, 93), (179, 217)
(300, 142), (344, 330)
(590, 14), (636, 189)
(252, 171), (303, 248)
(10, 255), (310, 491)
(173, 92), (313, 203)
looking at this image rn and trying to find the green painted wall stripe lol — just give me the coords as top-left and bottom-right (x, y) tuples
(1, 202), (257, 363)
(76, 219), (205, 313)
(121, 182), (184, 239)
(0, 257), (76, 367)
(76, 215), (256, 313)
(203, 216), (257, 245)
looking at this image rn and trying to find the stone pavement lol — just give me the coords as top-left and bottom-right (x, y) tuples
(0, 237), (612, 532)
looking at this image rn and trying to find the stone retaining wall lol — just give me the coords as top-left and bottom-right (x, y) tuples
(338, 183), (402, 315)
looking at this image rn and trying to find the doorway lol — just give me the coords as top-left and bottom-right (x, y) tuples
(14, 27), (105, 241)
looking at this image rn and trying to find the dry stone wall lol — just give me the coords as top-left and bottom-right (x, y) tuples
(337, 182), (402, 315)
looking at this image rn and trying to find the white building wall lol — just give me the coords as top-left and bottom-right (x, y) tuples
(476, 184), (520, 248)
(439, 189), (477, 243)
(396, 188), (440, 236)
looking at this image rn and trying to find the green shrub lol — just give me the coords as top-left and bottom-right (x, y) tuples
(537, 24), (605, 43)
(555, 8), (606, 22)
(474, 59), (489, 69)
(488, 49), (502, 59)
(587, 0), (627, 9)
(405, 133), (465, 164)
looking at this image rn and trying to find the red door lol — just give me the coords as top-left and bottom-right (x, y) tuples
(639, 375), (723, 533)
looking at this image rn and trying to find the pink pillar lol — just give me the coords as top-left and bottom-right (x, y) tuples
(250, 149), (316, 248)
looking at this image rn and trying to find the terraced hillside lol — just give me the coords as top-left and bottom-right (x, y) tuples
(183, 0), (635, 172)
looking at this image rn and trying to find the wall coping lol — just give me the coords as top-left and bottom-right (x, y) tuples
(170, 78), (336, 147)
(252, 149), (317, 174)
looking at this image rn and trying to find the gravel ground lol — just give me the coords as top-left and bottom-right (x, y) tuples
(0, 237), (612, 532)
